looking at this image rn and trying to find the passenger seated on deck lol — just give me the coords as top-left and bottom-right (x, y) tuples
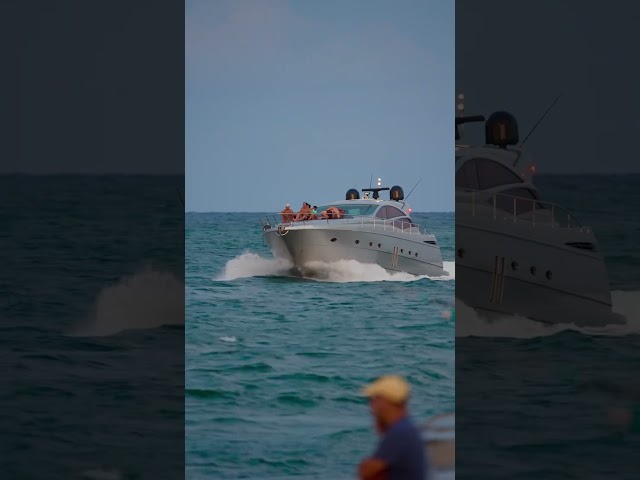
(321, 206), (341, 219)
(310, 206), (318, 220)
(294, 202), (312, 221)
(280, 203), (294, 223)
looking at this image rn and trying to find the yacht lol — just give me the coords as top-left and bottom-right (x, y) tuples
(260, 183), (444, 277)
(422, 412), (454, 480)
(455, 107), (623, 326)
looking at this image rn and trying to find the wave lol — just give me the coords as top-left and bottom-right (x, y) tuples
(217, 252), (294, 280)
(455, 290), (640, 338)
(72, 269), (184, 337)
(217, 252), (455, 284)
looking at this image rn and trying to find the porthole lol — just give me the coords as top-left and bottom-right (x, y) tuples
(378, 243), (382, 248)
(511, 261), (519, 271)
(415, 253), (418, 257)
(457, 248), (465, 258)
(355, 240), (360, 244)
(330, 238), (337, 242)
(369, 242), (373, 247)
(546, 270), (552, 280)
(401, 249), (404, 253)
(408, 251), (412, 255)
(530, 266), (536, 275)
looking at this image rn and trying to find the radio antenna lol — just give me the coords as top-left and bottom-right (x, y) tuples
(521, 93), (562, 146)
(405, 178), (422, 200)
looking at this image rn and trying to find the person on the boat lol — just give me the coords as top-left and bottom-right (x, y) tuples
(357, 375), (426, 480)
(321, 206), (341, 219)
(280, 203), (294, 223)
(294, 202), (311, 221)
(310, 206), (318, 219)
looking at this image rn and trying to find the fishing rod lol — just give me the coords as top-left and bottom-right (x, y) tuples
(404, 178), (422, 201)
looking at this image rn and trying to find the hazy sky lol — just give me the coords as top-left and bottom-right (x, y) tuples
(186, 0), (455, 212)
(456, 0), (640, 174)
(4, 1), (183, 175)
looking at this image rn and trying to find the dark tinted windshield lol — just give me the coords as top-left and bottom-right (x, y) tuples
(316, 204), (377, 216)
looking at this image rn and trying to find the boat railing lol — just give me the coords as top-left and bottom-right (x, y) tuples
(259, 214), (434, 236)
(456, 188), (584, 229)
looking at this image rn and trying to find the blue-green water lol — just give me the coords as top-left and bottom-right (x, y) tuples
(1, 175), (185, 479)
(456, 175), (640, 479)
(186, 212), (455, 479)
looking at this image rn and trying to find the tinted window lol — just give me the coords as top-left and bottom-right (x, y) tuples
(456, 160), (479, 189)
(475, 158), (523, 189)
(386, 207), (405, 219)
(375, 206), (388, 218)
(317, 204), (376, 216)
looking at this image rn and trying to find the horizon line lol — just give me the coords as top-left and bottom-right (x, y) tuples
(186, 210), (455, 214)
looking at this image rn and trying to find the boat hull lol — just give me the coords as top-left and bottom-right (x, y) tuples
(455, 217), (622, 326)
(264, 225), (444, 277)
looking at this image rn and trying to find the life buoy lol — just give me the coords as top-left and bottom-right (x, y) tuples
(277, 225), (289, 236)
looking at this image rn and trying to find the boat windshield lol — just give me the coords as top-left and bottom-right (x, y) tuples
(316, 204), (377, 216)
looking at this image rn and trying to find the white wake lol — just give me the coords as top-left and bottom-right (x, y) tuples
(217, 252), (294, 280)
(217, 252), (455, 284)
(73, 269), (185, 337)
(455, 290), (640, 338)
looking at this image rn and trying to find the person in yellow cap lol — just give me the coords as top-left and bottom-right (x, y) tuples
(357, 375), (426, 480)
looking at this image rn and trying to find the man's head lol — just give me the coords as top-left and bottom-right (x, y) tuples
(285, 203), (290, 209)
(361, 375), (410, 431)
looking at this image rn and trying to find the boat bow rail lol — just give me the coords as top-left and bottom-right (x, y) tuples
(456, 188), (588, 231)
(260, 214), (434, 237)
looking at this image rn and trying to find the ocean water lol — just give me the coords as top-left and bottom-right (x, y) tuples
(186, 211), (455, 479)
(456, 174), (640, 479)
(0, 175), (185, 479)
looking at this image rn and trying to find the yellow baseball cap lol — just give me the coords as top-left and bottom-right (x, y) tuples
(361, 375), (411, 404)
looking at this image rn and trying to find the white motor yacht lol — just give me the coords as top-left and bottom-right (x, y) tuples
(455, 106), (623, 326)
(261, 183), (444, 277)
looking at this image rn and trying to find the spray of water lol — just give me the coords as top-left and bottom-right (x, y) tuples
(455, 290), (640, 338)
(217, 253), (294, 280)
(217, 252), (455, 284)
(72, 269), (185, 337)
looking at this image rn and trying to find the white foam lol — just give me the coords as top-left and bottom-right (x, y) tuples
(217, 252), (455, 284)
(433, 261), (455, 281)
(73, 269), (184, 337)
(301, 259), (423, 283)
(217, 252), (294, 280)
(219, 336), (237, 343)
(455, 290), (640, 338)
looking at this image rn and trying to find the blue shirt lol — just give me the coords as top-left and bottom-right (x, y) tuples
(373, 416), (426, 480)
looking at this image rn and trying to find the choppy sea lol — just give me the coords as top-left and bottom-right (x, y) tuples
(186, 211), (455, 479)
(1, 175), (185, 479)
(456, 174), (640, 480)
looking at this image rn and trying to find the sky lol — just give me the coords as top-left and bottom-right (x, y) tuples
(4, 1), (183, 174)
(456, 0), (640, 175)
(185, 0), (455, 212)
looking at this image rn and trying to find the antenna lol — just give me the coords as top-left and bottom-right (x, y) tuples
(521, 93), (562, 146)
(369, 174), (373, 189)
(405, 178), (422, 200)
(456, 93), (465, 139)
